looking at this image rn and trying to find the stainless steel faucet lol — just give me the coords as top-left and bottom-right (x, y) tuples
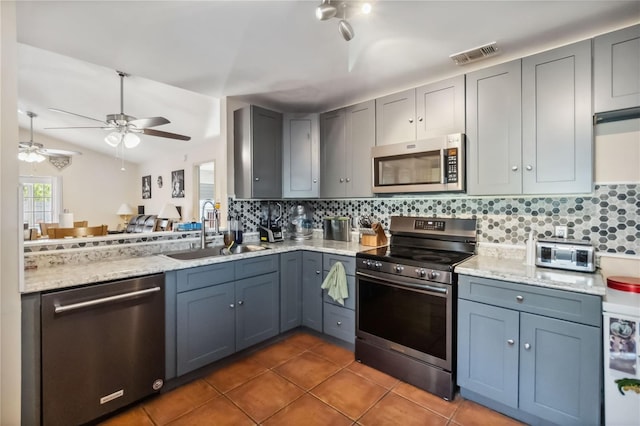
(201, 200), (219, 249)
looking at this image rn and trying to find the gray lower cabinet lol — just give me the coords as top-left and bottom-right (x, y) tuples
(173, 255), (279, 377)
(322, 253), (356, 343)
(280, 251), (303, 332)
(457, 275), (602, 426)
(302, 251), (323, 332)
(594, 24), (640, 113)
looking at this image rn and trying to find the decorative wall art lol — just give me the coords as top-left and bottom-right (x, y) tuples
(171, 169), (185, 198)
(157, 175), (163, 188)
(142, 175), (152, 199)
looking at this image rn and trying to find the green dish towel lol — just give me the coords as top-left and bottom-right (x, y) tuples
(321, 261), (348, 306)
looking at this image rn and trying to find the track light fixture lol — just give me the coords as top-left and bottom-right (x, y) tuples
(315, 1), (370, 41)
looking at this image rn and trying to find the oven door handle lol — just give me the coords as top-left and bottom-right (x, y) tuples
(356, 272), (448, 295)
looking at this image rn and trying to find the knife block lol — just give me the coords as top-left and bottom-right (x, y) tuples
(360, 222), (388, 247)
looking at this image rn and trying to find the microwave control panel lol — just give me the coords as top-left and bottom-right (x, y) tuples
(445, 148), (458, 183)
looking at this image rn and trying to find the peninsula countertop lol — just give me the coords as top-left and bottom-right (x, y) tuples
(23, 238), (369, 294)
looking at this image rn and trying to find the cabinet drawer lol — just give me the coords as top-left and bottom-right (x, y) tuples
(322, 272), (356, 310)
(235, 254), (278, 280)
(458, 275), (601, 326)
(323, 253), (355, 275)
(177, 262), (235, 293)
(323, 303), (355, 343)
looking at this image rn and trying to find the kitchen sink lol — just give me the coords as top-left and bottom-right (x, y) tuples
(165, 244), (269, 260)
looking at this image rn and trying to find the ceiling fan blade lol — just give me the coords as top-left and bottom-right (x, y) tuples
(129, 116), (170, 128)
(142, 128), (191, 141)
(49, 108), (107, 124)
(38, 148), (82, 156)
(45, 126), (112, 130)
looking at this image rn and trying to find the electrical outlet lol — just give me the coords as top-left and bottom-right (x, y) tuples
(554, 225), (568, 238)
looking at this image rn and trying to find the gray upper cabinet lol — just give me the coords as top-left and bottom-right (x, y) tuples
(522, 40), (592, 194)
(320, 100), (375, 198)
(376, 76), (465, 146)
(375, 89), (416, 145)
(234, 105), (283, 199)
(467, 40), (592, 195)
(283, 113), (319, 198)
(466, 60), (523, 195)
(416, 75), (466, 140)
(594, 24), (640, 113)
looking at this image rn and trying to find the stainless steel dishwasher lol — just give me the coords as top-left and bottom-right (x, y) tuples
(41, 273), (165, 426)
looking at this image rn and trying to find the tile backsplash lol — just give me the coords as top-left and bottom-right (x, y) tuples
(229, 184), (638, 255)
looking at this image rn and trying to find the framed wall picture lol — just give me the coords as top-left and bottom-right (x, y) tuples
(171, 169), (185, 198)
(142, 175), (152, 199)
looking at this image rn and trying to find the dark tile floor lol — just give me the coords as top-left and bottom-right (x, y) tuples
(100, 332), (525, 425)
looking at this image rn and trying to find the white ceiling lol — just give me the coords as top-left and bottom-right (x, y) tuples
(15, 0), (640, 163)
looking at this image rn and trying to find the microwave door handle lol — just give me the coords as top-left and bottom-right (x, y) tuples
(441, 149), (446, 184)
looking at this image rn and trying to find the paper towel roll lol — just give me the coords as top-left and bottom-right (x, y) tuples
(59, 212), (74, 228)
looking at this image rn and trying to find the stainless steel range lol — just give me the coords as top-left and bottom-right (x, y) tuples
(355, 216), (477, 401)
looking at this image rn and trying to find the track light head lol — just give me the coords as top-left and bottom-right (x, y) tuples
(338, 19), (354, 41)
(316, 1), (337, 20)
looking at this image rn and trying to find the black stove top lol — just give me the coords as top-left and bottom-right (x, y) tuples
(356, 246), (474, 272)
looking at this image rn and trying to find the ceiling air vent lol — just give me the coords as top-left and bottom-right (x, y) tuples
(450, 42), (499, 65)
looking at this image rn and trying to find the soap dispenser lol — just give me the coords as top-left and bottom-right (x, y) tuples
(234, 213), (243, 244)
(525, 230), (537, 266)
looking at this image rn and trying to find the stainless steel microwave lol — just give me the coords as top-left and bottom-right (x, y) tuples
(372, 133), (465, 194)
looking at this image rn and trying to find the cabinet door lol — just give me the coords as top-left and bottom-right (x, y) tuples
(594, 24), (640, 113)
(522, 40), (592, 194)
(375, 89), (416, 145)
(416, 75), (466, 139)
(302, 251), (323, 332)
(345, 100), (375, 197)
(320, 109), (347, 198)
(457, 299), (519, 408)
(252, 106), (283, 199)
(280, 251), (302, 333)
(235, 272), (280, 351)
(519, 313), (601, 426)
(283, 113), (319, 198)
(176, 282), (235, 376)
(466, 60), (522, 195)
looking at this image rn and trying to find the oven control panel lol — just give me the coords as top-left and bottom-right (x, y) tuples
(414, 219), (445, 231)
(358, 259), (452, 285)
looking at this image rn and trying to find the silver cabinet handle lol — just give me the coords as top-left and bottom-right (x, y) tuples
(313, 179), (317, 183)
(337, 321), (342, 326)
(526, 165), (533, 171)
(524, 343), (531, 350)
(512, 166), (519, 171)
(238, 300), (244, 306)
(316, 270), (321, 274)
(507, 339), (515, 345)
(54, 287), (160, 314)
(339, 178), (345, 183)
(254, 177), (260, 181)
(516, 295), (524, 303)
(230, 303), (235, 308)
(409, 118), (414, 123)
(418, 117), (423, 122)
(346, 178), (351, 182)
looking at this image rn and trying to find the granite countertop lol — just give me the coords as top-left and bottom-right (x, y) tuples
(455, 254), (606, 296)
(23, 238), (370, 294)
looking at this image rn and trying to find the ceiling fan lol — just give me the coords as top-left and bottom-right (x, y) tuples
(48, 70), (191, 148)
(18, 111), (82, 163)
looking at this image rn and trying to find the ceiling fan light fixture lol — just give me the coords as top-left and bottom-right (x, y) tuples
(123, 132), (141, 148)
(316, 1), (337, 20)
(338, 19), (354, 41)
(105, 131), (122, 147)
(18, 151), (45, 163)
(361, 2), (372, 14)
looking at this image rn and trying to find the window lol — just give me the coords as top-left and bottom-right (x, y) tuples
(197, 161), (216, 220)
(21, 176), (62, 231)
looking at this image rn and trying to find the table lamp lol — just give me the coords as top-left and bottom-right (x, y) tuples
(158, 203), (181, 231)
(116, 203), (134, 228)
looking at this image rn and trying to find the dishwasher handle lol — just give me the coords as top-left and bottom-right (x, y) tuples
(54, 286), (161, 314)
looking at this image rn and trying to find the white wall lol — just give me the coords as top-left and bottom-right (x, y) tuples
(594, 118), (640, 279)
(18, 129), (139, 230)
(1, 2), (22, 424)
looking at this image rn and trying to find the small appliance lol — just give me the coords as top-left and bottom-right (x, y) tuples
(259, 202), (284, 242)
(535, 238), (595, 272)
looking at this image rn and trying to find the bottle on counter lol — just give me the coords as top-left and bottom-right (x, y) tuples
(234, 213), (244, 244)
(224, 214), (235, 247)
